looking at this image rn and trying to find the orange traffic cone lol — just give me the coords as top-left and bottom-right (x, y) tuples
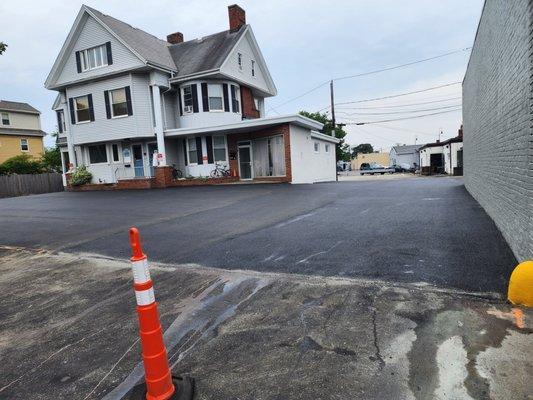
(129, 227), (194, 400)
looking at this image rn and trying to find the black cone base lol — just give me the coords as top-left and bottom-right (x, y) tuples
(130, 375), (195, 400)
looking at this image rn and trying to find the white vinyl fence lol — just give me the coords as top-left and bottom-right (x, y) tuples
(0, 173), (64, 198)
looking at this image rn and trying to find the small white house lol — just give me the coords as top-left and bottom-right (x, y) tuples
(45, 5), (339, 187)
(419, 132), (463, 175)
(389, 144), (421, 169)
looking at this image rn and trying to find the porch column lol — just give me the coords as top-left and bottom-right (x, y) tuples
(151, 85), (167, 166)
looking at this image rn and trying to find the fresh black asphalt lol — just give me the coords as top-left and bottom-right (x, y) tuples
(0, 177), (517, 293)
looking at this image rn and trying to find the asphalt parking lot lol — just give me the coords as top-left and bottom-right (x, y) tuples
(0, 177), (530, 400)
(0, 176), (517, 293)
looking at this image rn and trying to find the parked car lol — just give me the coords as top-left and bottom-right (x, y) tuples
(360, 163), (395, 175)
(391, 163), (414, 173)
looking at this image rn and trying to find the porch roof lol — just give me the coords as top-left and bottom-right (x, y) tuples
(164, 114), (323, 137)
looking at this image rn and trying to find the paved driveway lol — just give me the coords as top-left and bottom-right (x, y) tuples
(0, 177), (516, 293)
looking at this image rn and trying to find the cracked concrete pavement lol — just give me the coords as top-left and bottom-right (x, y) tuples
(0, 248), (530, 400)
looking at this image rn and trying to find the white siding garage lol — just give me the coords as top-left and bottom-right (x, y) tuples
(290, 126), (338, 184)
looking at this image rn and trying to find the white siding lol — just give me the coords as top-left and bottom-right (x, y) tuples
(66, 74), (155, 145)
(289, 126), (336, 184)
(55, 15), (144, 87)
(176, 80), (243, 129)
(162, 92), (177, 130)
(220, 32), (270, 94)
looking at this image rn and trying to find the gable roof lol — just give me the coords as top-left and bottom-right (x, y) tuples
(0, 100), (40, 114)
(84, 6), (176, 71)
(419, 136), (463, 150)
(391, 144), (422, 155)
(168, 27), (246, 78)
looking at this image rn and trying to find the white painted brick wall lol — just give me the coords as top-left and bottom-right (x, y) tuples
(463, 0), (533, 261)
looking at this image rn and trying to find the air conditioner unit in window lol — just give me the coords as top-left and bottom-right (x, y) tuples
(184, 105), (193, 113)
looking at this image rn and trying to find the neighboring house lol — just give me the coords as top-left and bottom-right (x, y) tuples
(389, 145), (421, 169)
(0, 100), (46, 163)
(463, 0), (532, 261)
(419, 128), (463, 175)
(45, 4), (338, 185)
(351, 152), (390, 170)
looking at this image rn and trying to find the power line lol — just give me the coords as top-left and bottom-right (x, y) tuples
(371, 123), (437, 137)
(340, 107), (462, 125)
(333, 47), (471, 82)
(336, 96), (462, 110)
(336, 103), (462, 116)
(267, 47), (470, 114)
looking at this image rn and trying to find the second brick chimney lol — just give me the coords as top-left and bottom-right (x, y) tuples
(228, 4), (246, 31)
(167, 32), (184, 44)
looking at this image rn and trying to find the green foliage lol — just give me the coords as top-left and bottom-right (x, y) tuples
(299, 111), (351, 161)
(351, 143), (374, 158)
(0, 42), (7, 55)
(41, 147), (62, 172)
(69, 165), (92, 186)
(0, 154), (44, 175)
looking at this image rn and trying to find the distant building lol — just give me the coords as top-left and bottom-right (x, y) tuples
(351, 152), (389, 170)
(0, 100), (46, 163)
(389, 145), (421, 169)
(463, 0), (532, 261)
(419, 129), (463, 175)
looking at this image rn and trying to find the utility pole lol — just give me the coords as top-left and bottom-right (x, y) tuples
(330, 80), (338, 181)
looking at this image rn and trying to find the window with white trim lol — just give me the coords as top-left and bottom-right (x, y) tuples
(314, 142), (320, 153)
(230, 85), (240, 113)
(74, 95), (91, 123)
(182, 85), (193, 114)
(57, 110), (66, 132)
(109, 88), (128, 117)
(80, 44), (108, 71)
(212, 135), (227, 162)
(237, 53), (242, 70)
(88, 144), (108, 164)
(20, 138), (28, 151)
(251, 60), (255, 76)
(111, 144), (120, 162)
(325, 144), (330, 153)
(1, 112), (9, 125)
(208, 84), (223, 111)
(187, 138), (198, 164)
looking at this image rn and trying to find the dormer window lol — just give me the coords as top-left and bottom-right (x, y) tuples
(251, 60), (255, 76)
(78, 43), (109, 72)
(237, 53), (242, 70)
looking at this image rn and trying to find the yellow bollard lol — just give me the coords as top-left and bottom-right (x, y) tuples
(508, 260), (533, 307)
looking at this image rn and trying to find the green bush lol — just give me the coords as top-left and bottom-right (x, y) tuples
(69, 165), (92, 186)
(0, 154), (44, 175)
(41, 148), (62, 173)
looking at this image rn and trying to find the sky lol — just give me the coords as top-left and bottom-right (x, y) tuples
(0, 0), (484, 150)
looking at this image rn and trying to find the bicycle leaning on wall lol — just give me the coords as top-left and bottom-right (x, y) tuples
(210, 163), (231, 178)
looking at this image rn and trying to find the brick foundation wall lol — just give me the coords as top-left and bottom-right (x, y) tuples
(463, 0), (533, 261)
(227, 124), (292, 182)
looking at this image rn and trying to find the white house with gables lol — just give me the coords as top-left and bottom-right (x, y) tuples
(45, 4), (338, 187)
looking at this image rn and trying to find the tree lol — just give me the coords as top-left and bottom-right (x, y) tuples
(299, 111), (351, 161)
(351, 143), (374, 159)
(0, 154), (43, 175)
(41, 147), (62, 172)
(0, 42), (7, 55)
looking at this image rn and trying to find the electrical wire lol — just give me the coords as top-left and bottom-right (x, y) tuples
(267, 46), (470, 114)
(340, 107), (462, 125)
(335, 96), (462, 110)
(336, 103), (462, 116)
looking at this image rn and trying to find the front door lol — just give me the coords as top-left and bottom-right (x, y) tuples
(132, 144), (144, 177)
(238, 142), (253, 180)
(148, 143), (157, 177)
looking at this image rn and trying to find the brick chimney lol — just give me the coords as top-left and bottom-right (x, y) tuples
(228, 4), (246, 31)
(167, 32), (184, 44)
(458, 124), (463, 138)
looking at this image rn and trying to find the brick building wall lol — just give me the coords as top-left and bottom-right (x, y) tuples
(227, 123), (291, 182)
(463, 0), (532, 261)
